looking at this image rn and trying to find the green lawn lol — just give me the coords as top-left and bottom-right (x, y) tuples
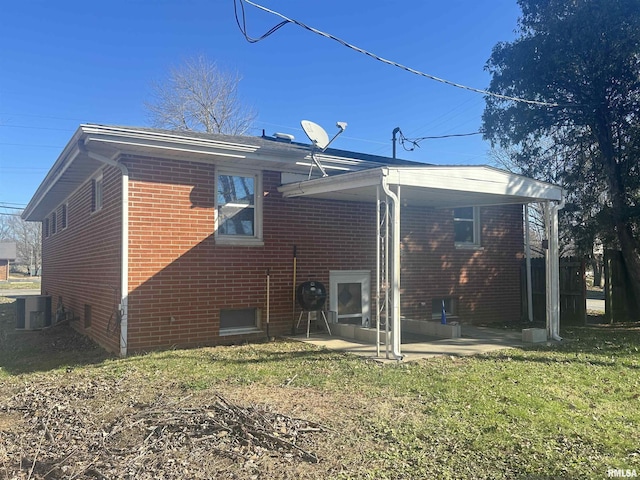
(0, 278), (41, 289)
(0, 296), (638, 479)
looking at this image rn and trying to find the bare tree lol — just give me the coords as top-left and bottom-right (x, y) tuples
(7, 214), (41, 275)
(0, 214), (12, 241)
(145, 56), (257, 135)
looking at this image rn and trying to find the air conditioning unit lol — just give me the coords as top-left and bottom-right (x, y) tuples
(15, 295), (52, 330)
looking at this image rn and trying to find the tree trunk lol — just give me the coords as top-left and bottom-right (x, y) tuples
(594, 115), (640, 320)
(591, 257), (603, 287)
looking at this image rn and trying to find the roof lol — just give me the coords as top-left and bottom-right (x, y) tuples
(23, 124), (564, 221)
(278, 166), (563, 208)
(23, 124), (418, 221)
(0, 242), (17, 260)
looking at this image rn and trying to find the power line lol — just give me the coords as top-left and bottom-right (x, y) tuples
(396, 128), (483, 153)
(0, 124), (76, 132)
(234, 0), (567, 108)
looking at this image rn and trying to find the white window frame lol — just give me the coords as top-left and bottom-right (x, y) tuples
(50, 211), (57, 235)
(91, 173), (104, 213)
(219, 307), (261, 336)
(329, 270), (371, 326)
(453, 206), (481, 249)
(61, 203), (68, 230)
(214, 169), (263, 246)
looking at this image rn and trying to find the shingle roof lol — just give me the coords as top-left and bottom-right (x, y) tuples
(106, 124), (422, 167)
(0, 242), (17, 260)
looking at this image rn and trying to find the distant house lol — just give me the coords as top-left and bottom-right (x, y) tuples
(22, 124), (563, 356)
(0, 242), (17, 281)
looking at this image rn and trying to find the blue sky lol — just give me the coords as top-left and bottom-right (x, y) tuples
(0, 0), (521, 209)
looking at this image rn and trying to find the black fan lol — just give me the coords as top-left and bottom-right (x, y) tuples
(296, 281), (327, 311)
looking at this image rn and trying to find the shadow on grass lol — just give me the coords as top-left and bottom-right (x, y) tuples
(0, 326), (114, 376)
(132, 340), (345, 366)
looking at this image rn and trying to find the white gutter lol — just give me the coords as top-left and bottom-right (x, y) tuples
(381, 170), (403, 360)
(79, 141), (129, 357)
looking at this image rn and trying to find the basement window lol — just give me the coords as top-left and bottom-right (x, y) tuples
(84, 304), (92, 329)
(432, 297), (458, 320)
(219, 308), (260, 335)
(453, 206), (480, 248)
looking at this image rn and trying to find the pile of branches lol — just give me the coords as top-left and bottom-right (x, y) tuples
(1, 381), (326, 479)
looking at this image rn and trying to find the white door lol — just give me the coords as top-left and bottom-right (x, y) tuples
(330, 270), (371, 326)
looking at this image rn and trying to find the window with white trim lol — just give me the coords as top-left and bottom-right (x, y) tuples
(92, 174), (103, 212)
(215, 170), (262, 244)
(219, 308), (259, 335)
(61, 203), (68, 229)
(453, 206), (480, 247)
(50, 211), (57, 235)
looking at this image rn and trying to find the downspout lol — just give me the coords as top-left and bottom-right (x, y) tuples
(79, 141), (129, 356)
(381, 170), (403, 360)
(525, 204), (533, 323)
(376, 186), (381, 358)
(550, 196), (565, 342)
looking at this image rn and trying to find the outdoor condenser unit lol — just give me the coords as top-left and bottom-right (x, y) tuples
(15, 295), (52, 330)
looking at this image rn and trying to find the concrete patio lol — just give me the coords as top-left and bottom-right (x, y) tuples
(291, 324), (528, 362)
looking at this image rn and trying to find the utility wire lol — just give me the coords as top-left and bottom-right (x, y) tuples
(234, 0), (565, 108)
(397, 129), (483, 152)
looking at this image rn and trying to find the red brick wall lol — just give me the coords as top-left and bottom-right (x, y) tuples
(124, 159), (379, 351)
(0, 261), (8, 281)
(41, 166), (122, 352)
(41, 153), (524, 352)
(400, 205), (524, 324)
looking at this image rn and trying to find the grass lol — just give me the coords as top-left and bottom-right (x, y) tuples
(0, 277), (41, 289)
(1, 296), (639, 479)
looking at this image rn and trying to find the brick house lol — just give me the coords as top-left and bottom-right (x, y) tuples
(0, 242), (17, 281)
(22, 124), (563, 357)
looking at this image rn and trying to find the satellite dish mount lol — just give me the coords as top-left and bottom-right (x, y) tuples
(300, 120), (348, 179)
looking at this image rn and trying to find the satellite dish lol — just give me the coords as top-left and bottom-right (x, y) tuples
(301, 120), (330, 150)
(300, 120), (348, 179)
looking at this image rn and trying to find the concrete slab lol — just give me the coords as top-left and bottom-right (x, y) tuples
(290, 325), (526, 362)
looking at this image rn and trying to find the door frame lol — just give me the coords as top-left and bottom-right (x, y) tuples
(329, 270), (371, 326)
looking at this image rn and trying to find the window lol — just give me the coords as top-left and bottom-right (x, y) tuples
(61, 204), (68, 229)
(44, 218), (50, 238)
(219, 308), (259, 334)
(92, 174), (103, 212)
(432, 297), (458, 319)
(215, 171), (262, 244)
(453, 206), (480, 247)
(50, 211), (57, 235)
(84, 304), (92, 328)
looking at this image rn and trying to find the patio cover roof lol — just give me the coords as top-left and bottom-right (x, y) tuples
(278, 165), (563, 207)
(279, 165), (564, 360)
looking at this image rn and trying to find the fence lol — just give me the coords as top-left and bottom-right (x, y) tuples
(604, 250), (639, 322)
(523, 256), (586, 326)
